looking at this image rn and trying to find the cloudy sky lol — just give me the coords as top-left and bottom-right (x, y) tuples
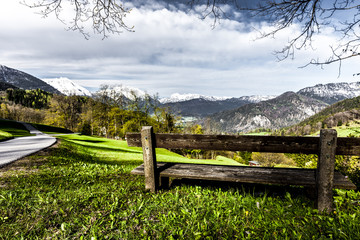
(0, 0), (359, 98)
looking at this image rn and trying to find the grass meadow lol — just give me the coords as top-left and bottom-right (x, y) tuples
(0, 119), (32, 139)
(0, 133), (360, 239)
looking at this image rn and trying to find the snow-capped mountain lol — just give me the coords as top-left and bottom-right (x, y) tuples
(0, 65), (61, 94)
(160, 93), (277, 117)
(238, 95), (277, 103)
(210, 92), (328, 133)
(160, 93), (232, 104)
(160, 93), (276, 104)
(96, 84), (147, 100)
(297, 82), (360, 104)
(43, 77), (92, 96)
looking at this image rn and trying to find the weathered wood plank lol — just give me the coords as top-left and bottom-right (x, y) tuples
(316, 129), (337, 213)
(336, 137), (360, 155)
(126, 133), (360, 155)
(126, 133), (319, 153)
(131, 163), (356, 190)
(141, 126), (158, 192)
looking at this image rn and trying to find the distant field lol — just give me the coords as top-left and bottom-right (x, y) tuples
(58, 134), (242, 166)
(335, 122), (360, 137)
(312, 122), (360, 137)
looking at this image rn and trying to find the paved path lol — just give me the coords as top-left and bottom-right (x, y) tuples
(0, 123), (56, 168)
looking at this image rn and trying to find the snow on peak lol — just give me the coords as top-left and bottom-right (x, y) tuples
(97, 84), (147, 100)
(42, 77), (92, 96)
(238, 95), (277, 103)
(298, 82), (360, 98)
(160, 93), (231, 103)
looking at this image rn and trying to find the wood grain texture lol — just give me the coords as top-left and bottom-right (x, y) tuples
(141, 126), (158, 192)
(131, 163), (356, 190)
(316, 129), (337, 212)
(126, 133), (360, 155)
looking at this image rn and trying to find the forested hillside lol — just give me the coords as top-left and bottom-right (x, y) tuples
(285, 96), (360, 136)
(208, 92), (328, 133)
(0, 87), (179, 138)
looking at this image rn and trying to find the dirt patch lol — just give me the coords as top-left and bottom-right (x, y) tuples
(0, 139), (61, 187)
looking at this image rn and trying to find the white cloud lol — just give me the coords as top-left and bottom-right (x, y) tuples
(0, 1), (358, 97)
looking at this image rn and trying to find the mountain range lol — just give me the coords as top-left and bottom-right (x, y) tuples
(0, 65), (90, 96)
(162, 95), (277, 117)
(207, 82), (360, 133)
(297, 82), (360, 104)
(208, 92), (329, 133)
(2, 64), (360, 133)
(0, 65), (61, 94)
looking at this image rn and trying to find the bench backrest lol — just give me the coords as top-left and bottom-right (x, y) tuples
(126, 126), (359, 213)
(126, 130), (360, 155)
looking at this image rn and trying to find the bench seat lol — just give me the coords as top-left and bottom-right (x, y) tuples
(131, 162), (356, 190)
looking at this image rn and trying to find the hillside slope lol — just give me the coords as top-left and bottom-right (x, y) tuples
(209, 92), (328, 133)
(295, 96), (360, 129)
(0, 65), (61, 94)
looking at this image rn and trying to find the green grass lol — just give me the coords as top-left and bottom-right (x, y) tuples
(58, 134), (242, 166)
(0, 129), (12, 141)
(0, 119), (73, 137)
(312, 122), (360, 137)
(0, 119), (32, 137)
(334, 123), (360, 137)
(1, 136), (360, 239)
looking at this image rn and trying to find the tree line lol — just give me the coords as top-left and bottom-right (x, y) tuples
(1, 87), (358, 186)
(0, 86), (179, 138)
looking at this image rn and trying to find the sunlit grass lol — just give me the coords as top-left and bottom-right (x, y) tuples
(335, 122), (360, 137)
(57, 134), (242, 166)
(0, 119), (32, 137)
(312, 122), (360, 137)
(1, 138), (359, 239)
(0, 129), (12, 141)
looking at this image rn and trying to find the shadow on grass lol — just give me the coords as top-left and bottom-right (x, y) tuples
(52, 142), (143, 167)
(170, 178), (316, 201)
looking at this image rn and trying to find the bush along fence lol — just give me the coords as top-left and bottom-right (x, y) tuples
(126, 126), (358, 213)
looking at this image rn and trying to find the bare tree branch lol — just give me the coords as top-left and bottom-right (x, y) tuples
(23, 0), (360, 71)
(188, 0), (360, 73)
(22, 0), (134, 39)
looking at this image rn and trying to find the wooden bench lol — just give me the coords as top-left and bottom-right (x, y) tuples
(126, 126), (358, 212)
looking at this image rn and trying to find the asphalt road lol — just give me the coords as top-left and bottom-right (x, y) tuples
(0, 123), (57, 168)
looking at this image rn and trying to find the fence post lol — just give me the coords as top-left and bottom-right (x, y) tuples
(316, 129), (337, 213)
(141, 126), (158, 192)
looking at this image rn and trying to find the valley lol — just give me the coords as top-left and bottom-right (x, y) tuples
(1, 64), (360, 135)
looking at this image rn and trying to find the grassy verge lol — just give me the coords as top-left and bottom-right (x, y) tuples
(0, 129), (12, 141)
(0, 119), (32, 137)
(0, 135), (360, 239)
(58, 134), (242, 166)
